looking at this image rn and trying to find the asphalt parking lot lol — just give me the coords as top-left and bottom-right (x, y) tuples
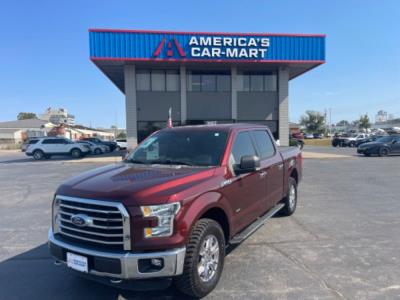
(0, 147), (399, 299)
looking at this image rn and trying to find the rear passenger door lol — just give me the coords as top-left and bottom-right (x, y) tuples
(251, 130), (284, 210)
(223, 131), (266, 233)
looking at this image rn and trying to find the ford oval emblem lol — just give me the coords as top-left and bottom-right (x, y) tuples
(71, 214), (92, 227)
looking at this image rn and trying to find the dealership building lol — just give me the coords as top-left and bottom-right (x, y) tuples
(89, 29), (325, 147)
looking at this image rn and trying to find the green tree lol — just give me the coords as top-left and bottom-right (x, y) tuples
(336, 120), (349, 127)
(358, 114), (371, 130)
(300, 110), (325, 133)
(117, 131), (127, 139)
(17, 112), (37, 120)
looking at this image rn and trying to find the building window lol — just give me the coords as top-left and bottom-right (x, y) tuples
(238, 72), (277, 92)
(136, 70), (180, 92)
(137, 121), (181, 143)
(151, 70), (166, 91)
(187, 72), (231, 92)
(166, 70), (180, 91)
(136, 70), (151, 91)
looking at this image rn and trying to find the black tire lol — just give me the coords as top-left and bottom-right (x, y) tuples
(379, 148), (389, 157)
(33, 150), (44, 160)
(116, 146), (121, 151)
(174, 219), (225, 298)
(349, 142), (355, 148)
(94, 148), (102, 155)
(71, 148), (82, 159)
(280, 177), (297, 216)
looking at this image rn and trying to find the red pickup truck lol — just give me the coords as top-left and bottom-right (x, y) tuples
(48, 124), (302, 297)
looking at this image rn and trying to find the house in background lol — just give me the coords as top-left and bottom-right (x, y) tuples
(0, 119), (54, 145)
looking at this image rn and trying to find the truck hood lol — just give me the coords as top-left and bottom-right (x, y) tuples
(56, 163), (216, 206)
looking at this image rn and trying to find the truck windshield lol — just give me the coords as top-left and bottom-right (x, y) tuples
(126, 130), (228, 167)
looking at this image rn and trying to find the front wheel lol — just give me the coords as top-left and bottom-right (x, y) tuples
(94, 148), (102, 155)
(71, 148), (82, 159)
(33, 150), (44, 160)
(280, 177), (297, 216)
(174, 219), (225, 298)
(379, 148), (389, 157)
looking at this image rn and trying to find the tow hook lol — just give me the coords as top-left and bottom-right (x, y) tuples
(110, 279), (122, 284)
(54, 260), (62, 266)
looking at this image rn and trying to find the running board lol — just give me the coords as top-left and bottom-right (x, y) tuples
(230, 203), (285, 244)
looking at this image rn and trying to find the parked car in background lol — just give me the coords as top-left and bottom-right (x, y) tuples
(313, 133), (323, 139)
(292, 132), (304, 140)
(357, 135), (400, 156)
(352, 135), (384, 147)
(82, 137), (117, 152)
(48, 124), (303, 298)
(21, 138), (40, 152)
(342, 133), (369, 147)
(304, 133), (314, 139)
(116, 139), (127, 150)
(332, 134), (350, 147)
(77, 141), (109, 155)
(25, 137), (90, 160)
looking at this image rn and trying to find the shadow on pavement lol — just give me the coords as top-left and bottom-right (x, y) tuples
(0, 244), (190, 300)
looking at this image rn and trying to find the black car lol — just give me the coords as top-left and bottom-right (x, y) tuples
(357, 135), (400, 156)
(353, 135), (384, 147)
(82, 137), (117, 152)
(332, 134), (349, 147)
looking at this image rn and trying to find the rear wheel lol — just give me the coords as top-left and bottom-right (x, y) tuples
(94, 148), (102, 155)
(71, 148), (82, 159)
(33, 150), (44, 160)
(379, 148), (389, 157)
(174, 219), (225, 298)
(280, 177), (297, 216)
(116, 146), (121, 151)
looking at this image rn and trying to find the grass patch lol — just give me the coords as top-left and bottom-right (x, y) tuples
(303, 138), (332, 147)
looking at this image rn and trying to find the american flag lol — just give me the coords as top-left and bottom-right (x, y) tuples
(167, 107), (173, 128)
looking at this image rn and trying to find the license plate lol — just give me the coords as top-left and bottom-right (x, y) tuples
(66, 252), (88, 273)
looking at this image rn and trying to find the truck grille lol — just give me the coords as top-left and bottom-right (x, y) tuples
(53, 195), (131, 251)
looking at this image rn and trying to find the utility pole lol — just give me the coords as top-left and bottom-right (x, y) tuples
(329, 108), (332, 135)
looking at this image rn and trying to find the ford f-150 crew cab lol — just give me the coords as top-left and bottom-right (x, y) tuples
(48, 124), (302, 298)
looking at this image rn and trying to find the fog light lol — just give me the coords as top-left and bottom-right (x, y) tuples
(138, 258), (164, 273)
(151, 258), (163, 268)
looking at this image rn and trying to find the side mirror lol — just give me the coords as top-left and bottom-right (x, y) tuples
(235, 155), (260, 175)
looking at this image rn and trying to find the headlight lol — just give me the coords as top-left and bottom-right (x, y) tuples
(52, 196), (61, 233)
(141, 202), (181, 238)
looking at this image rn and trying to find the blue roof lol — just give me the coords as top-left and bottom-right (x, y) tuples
(89, 29), (325, 63)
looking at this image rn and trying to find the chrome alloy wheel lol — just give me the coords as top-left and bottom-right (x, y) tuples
(289, 184), (296, 209)
(198, 234), (219, 282)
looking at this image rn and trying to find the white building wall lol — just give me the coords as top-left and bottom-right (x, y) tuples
(278, 68), (289, 146)
(124, 65), (138, 148)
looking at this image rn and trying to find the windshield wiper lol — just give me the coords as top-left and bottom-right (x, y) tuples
(150, 159), (193, 166)
(126, 159), (147, 164)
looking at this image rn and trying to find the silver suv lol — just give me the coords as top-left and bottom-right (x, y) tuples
(25, 137), (90, 160)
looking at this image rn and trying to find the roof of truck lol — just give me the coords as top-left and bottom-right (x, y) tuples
(162, 123), (269, 132)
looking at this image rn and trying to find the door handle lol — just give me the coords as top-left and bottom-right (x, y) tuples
(259, 171), (268, 178)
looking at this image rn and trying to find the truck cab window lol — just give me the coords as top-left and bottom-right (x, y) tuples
(230, 132), (257, 166)
(252, 130), (275, 159)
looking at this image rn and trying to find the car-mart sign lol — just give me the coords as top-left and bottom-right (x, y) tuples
(188, 36), (270, 59)
(89, 29), (326, 63)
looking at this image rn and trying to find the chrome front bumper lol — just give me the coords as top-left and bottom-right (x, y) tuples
(48, 228), (186, 279)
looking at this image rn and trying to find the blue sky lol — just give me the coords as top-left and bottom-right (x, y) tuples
(0, 0), (399, 127)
